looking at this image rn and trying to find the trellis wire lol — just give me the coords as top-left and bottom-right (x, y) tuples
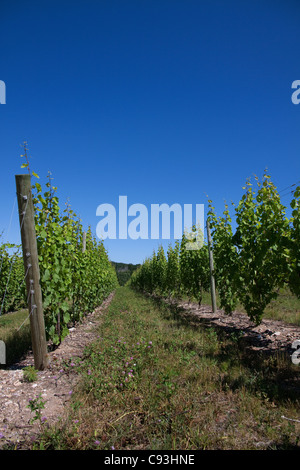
(15, 288), (36, 333)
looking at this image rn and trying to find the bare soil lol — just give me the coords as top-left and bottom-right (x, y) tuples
(0, 291), (299, 449)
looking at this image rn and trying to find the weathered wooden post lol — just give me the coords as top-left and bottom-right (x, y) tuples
(206, 220), (217, 313)
(15, 174), (49, 370)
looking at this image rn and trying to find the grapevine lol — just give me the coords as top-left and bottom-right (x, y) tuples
(131, 172), (299, 326)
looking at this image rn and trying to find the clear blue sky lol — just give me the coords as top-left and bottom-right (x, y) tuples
(0, 0), (299, 264)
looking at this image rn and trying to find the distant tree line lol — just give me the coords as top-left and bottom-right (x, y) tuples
(111, 262), (141, 286)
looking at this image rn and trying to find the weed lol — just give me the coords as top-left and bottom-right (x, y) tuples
(27, 393), (47, 426)
(23, 365), (38, 383)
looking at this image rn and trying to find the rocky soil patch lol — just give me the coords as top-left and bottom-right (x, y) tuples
(150, 293), (300, 363)
(176, 299), (300, 357)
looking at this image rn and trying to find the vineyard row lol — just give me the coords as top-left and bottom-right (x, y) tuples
(0, 173), (118, 346)
(130, 172), (300, 325)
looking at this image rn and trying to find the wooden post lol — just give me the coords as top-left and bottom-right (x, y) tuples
(15, 174), (49, 370)
(206, 220), (217, 313)
(82, 231), (86, 253)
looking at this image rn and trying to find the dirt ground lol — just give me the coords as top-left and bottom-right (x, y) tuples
(0, 291), (299, 449)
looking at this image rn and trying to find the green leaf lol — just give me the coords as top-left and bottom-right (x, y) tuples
(35, 182), (42, 193)
(40, 229), (47, 239)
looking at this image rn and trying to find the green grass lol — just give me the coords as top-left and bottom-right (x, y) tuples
(263, 288), (300, 325)
(32, 286), (299, 450)
(0, 308), (32, 366)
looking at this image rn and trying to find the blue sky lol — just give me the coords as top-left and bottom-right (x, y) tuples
(0, 0), (299, 264)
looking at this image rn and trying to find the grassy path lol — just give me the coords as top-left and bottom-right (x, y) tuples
(33, 287), (299, 449)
